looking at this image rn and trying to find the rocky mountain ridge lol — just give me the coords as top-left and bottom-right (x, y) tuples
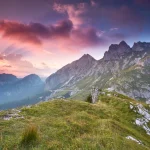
(46, 41), (150, 102)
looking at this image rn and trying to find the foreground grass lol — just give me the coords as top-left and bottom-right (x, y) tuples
(0, 93), (150, 150)
(21, 125), (39, 147)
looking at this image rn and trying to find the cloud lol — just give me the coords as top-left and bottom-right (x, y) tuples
(53, 1), (144, 34)
(71, 27), (106, 47)
(90, 0), (97, 7)
(0, 20), (73, 46)
(110, 28), (119, 31)
(0, 0), (144, 57)
(2, 65), (11, 68)
(0, 19), (107, 53)
(53, 2), (88, 27)
(0, 52), (54, 77)
(0, 54), (3, 60)
(41, 62), (50, 69)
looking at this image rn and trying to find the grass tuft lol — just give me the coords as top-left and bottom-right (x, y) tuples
(21, 124), (39, 146)
(85, 94), (92, 103)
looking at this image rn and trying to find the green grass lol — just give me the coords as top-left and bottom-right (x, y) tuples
(0, 93), (150, 150)
(21, 124), (39, 146)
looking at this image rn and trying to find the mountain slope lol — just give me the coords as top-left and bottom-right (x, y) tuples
(45, 54), (97, 90)
(45, 41), (150, 102)
(107, 56), (150, 101)
(0, 92), (150, 149)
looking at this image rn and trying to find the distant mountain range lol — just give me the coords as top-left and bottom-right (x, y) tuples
(0, 74), (44, 104)
(46, 41), (150, 102)
(0, 41), (150, 108)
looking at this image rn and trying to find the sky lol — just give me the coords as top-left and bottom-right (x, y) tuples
(0, 0), (150, 77)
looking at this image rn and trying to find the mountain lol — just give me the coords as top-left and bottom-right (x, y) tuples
(45, 41), (150, 102)
(103, 41), (131, 61)
(0, 74), (44, 104)
(0, 91), (150, 149)
(0, 73), (19, 95)
(0, 73), (18, 86)
(45, 54), (97, 90)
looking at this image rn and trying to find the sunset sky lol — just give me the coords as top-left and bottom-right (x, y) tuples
(0, 0), (150, 77)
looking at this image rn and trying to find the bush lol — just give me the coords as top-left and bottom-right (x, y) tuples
(86, 94), (92, 103)
(21, 124), (39, 146)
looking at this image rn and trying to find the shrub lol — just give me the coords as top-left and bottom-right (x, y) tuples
(21, 124), (39, 146)
(86, 94), (92, 103)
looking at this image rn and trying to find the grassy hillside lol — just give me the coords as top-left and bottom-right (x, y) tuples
(0, 92), (150, 150)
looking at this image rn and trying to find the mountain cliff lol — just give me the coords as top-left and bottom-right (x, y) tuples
(46, 41), (150, 102)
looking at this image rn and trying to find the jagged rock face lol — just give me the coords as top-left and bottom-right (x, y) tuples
(144, 57), (150, 66)
(132, 42), (150, 51)
(106, 54), (150, 101)
(103, 41), (131, 61)
(45, 41), (150, 101)
(45, 54), (97, 90)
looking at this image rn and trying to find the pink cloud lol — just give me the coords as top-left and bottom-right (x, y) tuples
(0, 2), (137, 57)
(0, 19), (107, 54)
(90, 0), (97, 7)
(0, 20), (73, 46)
(0, 54), (3, 60)
(0, 53), (53, 77)
(53, 2), (88, 27)
(71, 27), (105, 47)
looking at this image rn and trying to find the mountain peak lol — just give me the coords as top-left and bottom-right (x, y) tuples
(25, 74), (39, 78)
(132, 41), (150, 51)
(46, 54), (97, 90)
(81, 54), (95, 59)
(0, 73), (18, 83)
(23, 74), (41, 80)
(79, 54), (96, 62)
(103, 41), (130, 61)
(119, 41), (128, 46)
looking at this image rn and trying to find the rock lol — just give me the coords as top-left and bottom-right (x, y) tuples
(3, 109), (24, 120)
(144, 57), (150, 66)
(103, 41), (131, 61)
(135, 104), (150, 135)
(91, 87), (99, 103)
(45, 41), (150, 102)
(132, 42), (150, 51)
(126, 136), (142, 145)
(146, 100), (150, 105)
(45, 54), (97, 90)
